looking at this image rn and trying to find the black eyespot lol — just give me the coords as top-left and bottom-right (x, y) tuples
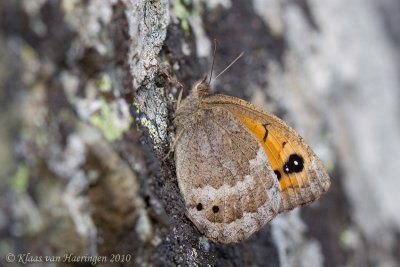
(212, 205), (219, 213)
(283, 153), (304, 173)
(196, 203), (203, 211)
(289, 154), (304, 172)
(274, 170), (281, 180)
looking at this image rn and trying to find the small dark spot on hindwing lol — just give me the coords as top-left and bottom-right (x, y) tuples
(212, 205), (220, 213)
(196, 203), (203, 211)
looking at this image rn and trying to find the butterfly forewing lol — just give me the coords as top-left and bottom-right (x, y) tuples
(203, 94), (331, 212)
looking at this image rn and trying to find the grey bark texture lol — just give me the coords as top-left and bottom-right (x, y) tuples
(1, 0), (400, 267)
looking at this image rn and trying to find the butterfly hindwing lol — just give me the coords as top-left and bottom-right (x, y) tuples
(175, 105), (280, 243)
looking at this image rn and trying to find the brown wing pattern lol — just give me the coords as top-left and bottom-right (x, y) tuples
(203, 94), (331, 212)
(175, 106), (280, 243)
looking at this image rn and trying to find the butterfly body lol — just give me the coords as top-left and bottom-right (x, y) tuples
(174, 79), (330, 243)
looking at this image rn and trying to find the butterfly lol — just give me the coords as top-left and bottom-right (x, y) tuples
(173, 76), (331, 243)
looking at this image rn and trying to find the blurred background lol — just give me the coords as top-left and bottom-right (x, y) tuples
(0, 0), (399, 266)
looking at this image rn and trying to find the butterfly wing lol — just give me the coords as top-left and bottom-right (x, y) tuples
(203, 94), (331, 212)
(175, 106), (281, 243)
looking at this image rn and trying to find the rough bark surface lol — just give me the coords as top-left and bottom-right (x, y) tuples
(1, 0), (400, 267)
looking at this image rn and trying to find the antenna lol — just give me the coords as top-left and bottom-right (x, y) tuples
(211, 51), (244, 84)
(208, 39), (218, 85)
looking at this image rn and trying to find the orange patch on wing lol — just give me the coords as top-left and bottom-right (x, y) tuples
(232, 112), (302, 191)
